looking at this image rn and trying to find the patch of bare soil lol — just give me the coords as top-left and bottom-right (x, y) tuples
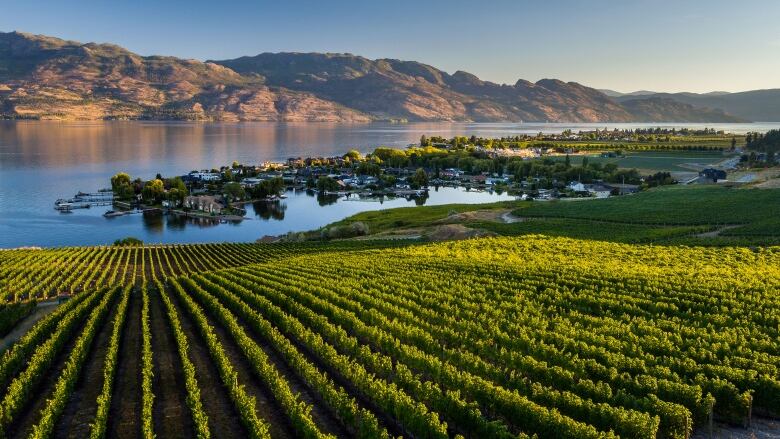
(149, 288), (193, 438)
(0, 301), (58, 352)
(167, 287), (247, 438)
(692, 417), (780, 439)
(224, 311), (351, 438)
(753, 174), (780, 189)
(228, 289), (406, 438)
(107, 288), (141, 439)
(436, 209), (509, 223)
(54, 299), (116, 438)
(694, 225), (741, 238)
(8, 321), (86, 439)
(197, 300), (296, 439)
(424, 224), (494, 241)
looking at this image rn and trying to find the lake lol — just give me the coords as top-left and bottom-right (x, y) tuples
(1, 121), (778, 248)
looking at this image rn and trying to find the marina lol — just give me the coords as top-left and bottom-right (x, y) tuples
(54, 190), (114, 211)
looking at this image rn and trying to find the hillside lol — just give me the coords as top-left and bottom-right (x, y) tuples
(214, 52), (745, 123)
(0, 31), (746, 122)
(615, 89), (780, 122)
(0, 31), (370, 122)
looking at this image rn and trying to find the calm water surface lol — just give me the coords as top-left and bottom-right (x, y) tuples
(1, 121), (778, 248)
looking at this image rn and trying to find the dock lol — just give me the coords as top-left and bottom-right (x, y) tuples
(54, 190), (115, 211)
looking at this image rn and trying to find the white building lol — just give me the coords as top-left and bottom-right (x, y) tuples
(189, 170), (222, 181)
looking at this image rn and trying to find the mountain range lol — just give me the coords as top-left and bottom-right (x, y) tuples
(0, 31), (765, 123)
(606, 90), (780, 122)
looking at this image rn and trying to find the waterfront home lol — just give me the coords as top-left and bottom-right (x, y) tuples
(241, 177), (265, 188)
(184, 195), (224, 214)
(485, 176), (511, 185)
(441, 168), (463, 179)
(462, 174), (487, 184)
(188, 170), (221, 182)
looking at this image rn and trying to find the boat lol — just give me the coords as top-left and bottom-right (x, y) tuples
(103, 210), (126, 218)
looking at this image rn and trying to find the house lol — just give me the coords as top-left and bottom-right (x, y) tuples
(699, 168), (727, 182)
(441, 168), (463, 179)
(188, 170), (221, 182)
(587, 184), (613, 198)
(184, 195), (224, 214)
(462, 174), (487, 184)
(568, 181), (587, 192)
(241, 177), (265, 188)
(485, 176), (511, 185)
(605, 183), (640, 195)
(536, 189), (556, 200)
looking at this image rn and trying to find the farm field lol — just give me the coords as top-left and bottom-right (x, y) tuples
(513, 185), (780, 230)
(559, 151), (730, 172)
(0, 236), (778, 438)
(325, 186), (780, 246)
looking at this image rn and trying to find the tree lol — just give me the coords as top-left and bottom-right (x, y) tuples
(113, 237), (143, 247)
(141, 179), (164, 204)
(223, 182), (246, 202)
(409, 168), (429, 189)
(166, 177), (189, 195)
(420, 135), (430, 147)
(581, 156), (590, 169)
(111, 173), (131, 191)
(316, 176), (340, 193)
(564, 154), (571, 168)
(344, 149), (362, 161)
(250, 177), (285, 199)
(111, 173), (136, 200)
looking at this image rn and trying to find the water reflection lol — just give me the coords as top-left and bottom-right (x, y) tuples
(142, 211), (164, 234)
(253, 200), (287, 220)
(5, 120), (776, 247)
(414, 193), (429, 206)
(316, 194), (340, 206)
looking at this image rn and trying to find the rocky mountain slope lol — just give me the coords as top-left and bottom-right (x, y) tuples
(614, 90), (780, 122)
(215, 52), (744, 123)
(0, 32), (370, 122)
(0, 31), (746, 122)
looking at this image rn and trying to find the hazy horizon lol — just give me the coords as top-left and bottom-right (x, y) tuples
(3, 0), (779, 94)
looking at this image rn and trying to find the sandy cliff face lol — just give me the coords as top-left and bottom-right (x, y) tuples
(0, 31), (745, 123)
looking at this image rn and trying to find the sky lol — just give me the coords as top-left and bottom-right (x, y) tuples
(2, 0), (779, 93)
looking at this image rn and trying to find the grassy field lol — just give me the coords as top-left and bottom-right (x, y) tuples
(0, 237), (777, 438)
(559, 150), (730, 172)
(514, 185), (780, 226)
